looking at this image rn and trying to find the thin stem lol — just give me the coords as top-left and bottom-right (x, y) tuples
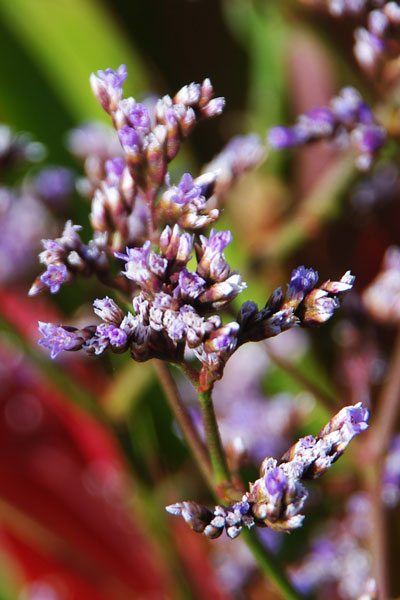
(197, 387), (231, 490)
(153, 360), (213, 489)
(242, 529), (306, 600)
(365, 463), (388, 600)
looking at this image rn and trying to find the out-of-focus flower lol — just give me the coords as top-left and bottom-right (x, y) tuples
(268, 87), (386, 169)
(362, 246), (400, 323)
(33, 166), (75, 207)
(0, 188), (49, 284)
(382, 434), (400, 506)
(289, 493), (376, 599)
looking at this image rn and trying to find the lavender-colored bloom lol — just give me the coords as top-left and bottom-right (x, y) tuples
(197, 230), (232, 275)
(201, 97), (226, 118)
(354, 27), (385, 69)
(342, 404), (370, 437)
(105, 157), (125, 184)
(269, 86), (385, 168)
(382, 435), (400, 507)
(96, 65), (127, 89)
(93, 296), (124, 324)
(90, 65), (127, 112)
(38, 322), (82, 359)
(352, 124), (386, 154)
(268, 126), (304, 149)
(178, 269), (206, 299)
(34, 167), (74, 205)
(118, 126), (141, 153)
(40, 263), (68, 294)
(287, 266), (319, 301)
(127, 103), (151, 133)
(264, 467), (288, 496)
(171, 173), (202, 205)
(103, 324), (128, 347)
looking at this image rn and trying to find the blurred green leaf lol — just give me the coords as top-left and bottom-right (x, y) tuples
(0, 0), (148, 123)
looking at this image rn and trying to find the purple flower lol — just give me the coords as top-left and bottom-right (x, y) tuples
(199, 230), (232, 260)
(34, 167), (74, 205)
(38, 322), (82, 359)
(105, 157), (125, 184)
(268, 126), (305, 149)
(287, 266), (319, 301)
(265, 467), (288, 496)
(127, 103), (151, 133)
(178, 269), (206, 300)
(352, 124), (386, 154)
(40, 263), (68, 294)
(96, 65), (127, 89)
(93, 296), (124, 324)
(107, 326), (128, 347)
(343, 404), (369, 437)
(118, 126), (141, 153)
(172, 173), (202, 205)
(201, 97), (226, 118)
(90, 65), (127, 112)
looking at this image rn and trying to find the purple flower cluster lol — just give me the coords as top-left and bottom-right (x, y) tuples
(167, 403), (369, 538)
(312, 1), (400, 73)
(289, 492), (375, 599)
(354, 3), (400, 71)
(268, 87), (386, 170)
(29, 221), (108, 296)
(90, 66), (224, 202)
(156, 171), (219, 230)
(34, 65), (356, 389)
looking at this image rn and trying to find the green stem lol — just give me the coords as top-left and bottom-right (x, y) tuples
(197, 388), (231, 489)
(242, 529), (306, 600)
(153, 360), (214, 490)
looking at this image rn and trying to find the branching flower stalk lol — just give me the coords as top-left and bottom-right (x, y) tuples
(29, 65), (374, 598)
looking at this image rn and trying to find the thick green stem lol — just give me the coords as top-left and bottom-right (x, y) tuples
(197, 388), (231, 489)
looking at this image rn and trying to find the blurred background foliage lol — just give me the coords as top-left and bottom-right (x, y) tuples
(1, 0), (400, 598)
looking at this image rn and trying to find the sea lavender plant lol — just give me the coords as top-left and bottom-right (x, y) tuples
(29, 64), (371, 599)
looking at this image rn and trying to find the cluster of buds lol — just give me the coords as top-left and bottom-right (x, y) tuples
(38, 252), (353, 391)
(29, 221), (109, 296)
(155, 171), (219, 230)
(354, 3), (400, 71)
(90, 65), (224, 202)
(237, 267), (354, 343)
(308, 1), (400, 73)
(34, 65), (355, 388)
(167, 403), (369, 539)
(268, 87), (386, 170)
(289, 492), (376, 599)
